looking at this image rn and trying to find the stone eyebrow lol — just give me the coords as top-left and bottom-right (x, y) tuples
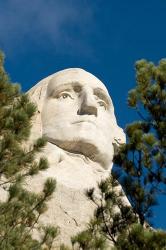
(93, 88), (111, 106)
(48, 82), (82, 97)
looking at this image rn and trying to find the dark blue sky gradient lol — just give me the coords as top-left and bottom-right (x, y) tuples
(0, 0), (165, 230)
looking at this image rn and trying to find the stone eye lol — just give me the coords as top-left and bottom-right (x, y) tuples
(62, 93), (70, 99)
(98, 100), (107, 110)
(58, 92), (73, 99)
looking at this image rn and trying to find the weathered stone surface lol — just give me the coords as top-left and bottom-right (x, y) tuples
(27, 69), (126, 247)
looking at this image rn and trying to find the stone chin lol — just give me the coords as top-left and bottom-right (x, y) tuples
(43, 130), (114, 169)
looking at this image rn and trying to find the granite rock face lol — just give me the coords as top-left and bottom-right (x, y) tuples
(26, 68), (126, 247)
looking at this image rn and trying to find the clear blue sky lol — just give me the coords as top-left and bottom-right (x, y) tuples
(0, 0), (165, 230)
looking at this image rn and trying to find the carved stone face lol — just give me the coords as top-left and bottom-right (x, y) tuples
(41, 68), (124, 168)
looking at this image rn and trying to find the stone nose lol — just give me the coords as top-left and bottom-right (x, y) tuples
(77, 91), (97, 116)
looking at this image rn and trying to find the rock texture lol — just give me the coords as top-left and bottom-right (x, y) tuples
(26, 68), (126, 247)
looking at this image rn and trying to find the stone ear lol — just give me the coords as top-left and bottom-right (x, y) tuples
(112, 126), (126, 154)
(114, 126), (126, 143)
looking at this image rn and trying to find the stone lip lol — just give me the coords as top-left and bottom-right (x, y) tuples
(71, 119), (97, 125)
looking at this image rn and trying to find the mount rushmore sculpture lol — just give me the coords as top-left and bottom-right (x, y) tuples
(27, 68), (126, 246)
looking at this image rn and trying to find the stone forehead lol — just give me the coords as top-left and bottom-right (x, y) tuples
(49, 68), (109, 93)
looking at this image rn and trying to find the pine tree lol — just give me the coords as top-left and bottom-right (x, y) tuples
(72, 59), (166, 249)
(0, 52), (58, 250)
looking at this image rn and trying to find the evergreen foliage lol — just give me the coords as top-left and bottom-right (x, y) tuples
(1, 51), (166, 249)
(0, 52), (58, 249)
(72, 59), (166, 249)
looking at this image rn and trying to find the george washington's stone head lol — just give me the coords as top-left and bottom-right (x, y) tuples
(28, 68), (125, 169)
